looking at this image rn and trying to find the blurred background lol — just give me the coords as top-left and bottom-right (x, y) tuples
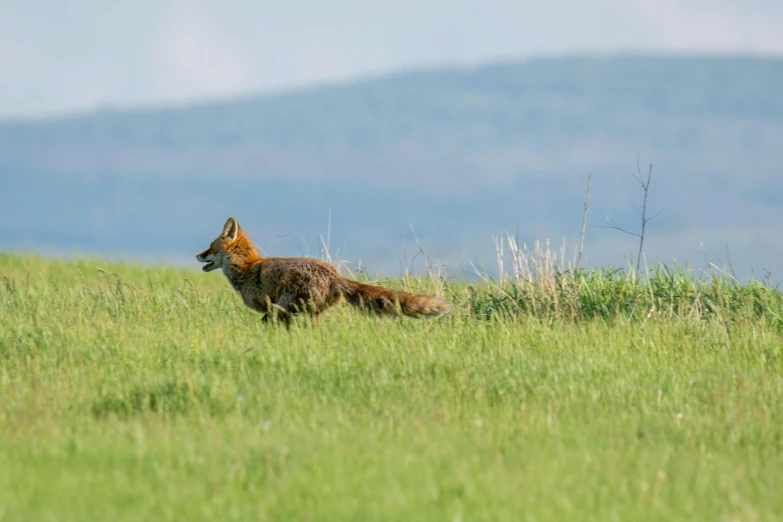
(1, 0), (781, 280)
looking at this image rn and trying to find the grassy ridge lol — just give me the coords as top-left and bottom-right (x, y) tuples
(1, 252), (782, 521)
(471, 263), (783, 325)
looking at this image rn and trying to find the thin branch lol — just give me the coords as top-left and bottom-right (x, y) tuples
(635, 163), (653, 276)
(632, 152), (647, 187)
(604, 156), (658, 281)
(574, 174), (591, 271)
(603, 217), (641, 238)
(646, 209), (664, 223)
(725, 241), (737, 281)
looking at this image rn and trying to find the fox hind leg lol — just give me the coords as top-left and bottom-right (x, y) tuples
(258, 302), (292, 328)
(276, 293), (323, 328)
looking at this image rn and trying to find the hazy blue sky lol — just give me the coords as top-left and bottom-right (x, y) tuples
(2, 0), (782, 117)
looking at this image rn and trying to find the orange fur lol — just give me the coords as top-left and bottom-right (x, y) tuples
(196, 217), (450, 327)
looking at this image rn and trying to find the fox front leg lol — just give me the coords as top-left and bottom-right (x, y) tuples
(260, 303), (292, 328)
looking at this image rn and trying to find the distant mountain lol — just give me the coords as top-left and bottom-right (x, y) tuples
(1, 54), (782, 279)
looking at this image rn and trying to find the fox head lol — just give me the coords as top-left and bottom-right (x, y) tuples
(196, 217), (241, 272)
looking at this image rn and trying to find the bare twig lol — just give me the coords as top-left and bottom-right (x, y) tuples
(603, 154), (659, 280)
(574, 174), (591, 271)
(724, 241), (737, 281)
(635, 159), (653, 277)
(318, 208), (333, 265)
(409, 223), (435, 281)
(603, 216), (641, 238)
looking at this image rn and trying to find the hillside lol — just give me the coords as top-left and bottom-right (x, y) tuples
(1, 54), (782, 278)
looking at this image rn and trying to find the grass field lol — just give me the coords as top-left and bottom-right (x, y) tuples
(1, 251), (782, 521)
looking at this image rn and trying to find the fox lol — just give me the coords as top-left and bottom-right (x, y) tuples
(196, 217), (450, 327)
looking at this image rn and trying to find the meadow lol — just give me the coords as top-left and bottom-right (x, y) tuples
(1, 249), (782, 521)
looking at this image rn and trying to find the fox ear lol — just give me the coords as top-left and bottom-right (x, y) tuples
(221, 217), (239, 241)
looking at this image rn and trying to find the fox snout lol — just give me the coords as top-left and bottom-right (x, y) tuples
(197, 248), (219, 272)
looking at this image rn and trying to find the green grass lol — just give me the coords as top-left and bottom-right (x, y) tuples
(1, 252), (782, 521)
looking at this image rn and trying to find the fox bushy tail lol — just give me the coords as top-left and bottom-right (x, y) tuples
(338, 278), (450, 318)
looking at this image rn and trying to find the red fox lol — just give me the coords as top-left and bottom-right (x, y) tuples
(196, 217), (450, 327)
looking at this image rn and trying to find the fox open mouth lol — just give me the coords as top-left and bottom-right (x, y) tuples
(201, 260), (216, 271)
